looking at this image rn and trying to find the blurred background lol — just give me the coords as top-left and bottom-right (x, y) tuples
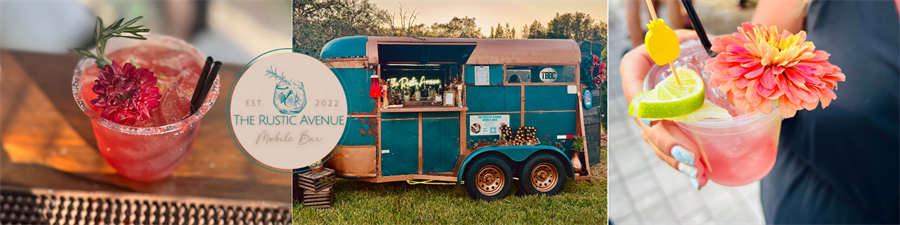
(1, 0), (291, 64)
(606, 0), (764, 223)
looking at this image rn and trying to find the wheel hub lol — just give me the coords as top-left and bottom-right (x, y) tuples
(476, 165), (505, 196)
(531, 163), (558, 192)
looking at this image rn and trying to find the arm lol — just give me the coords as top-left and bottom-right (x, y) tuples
(626, 0), (647, 47)
(666, 0), (684, 30)
(752, 0), (809, 33)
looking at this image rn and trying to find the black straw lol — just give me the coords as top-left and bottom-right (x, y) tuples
(191, 56), (214, 113)
(682, 0), (714, 56)
(191, 61), (222, 115)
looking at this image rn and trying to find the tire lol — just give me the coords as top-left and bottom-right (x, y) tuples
(519, 153), (567, 196)
(464, 155), (513, 201)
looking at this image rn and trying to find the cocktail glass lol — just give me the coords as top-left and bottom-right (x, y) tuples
(72, 34), (219, 181)
(273, 81), (307, 114)
(643, 40), (783, 186)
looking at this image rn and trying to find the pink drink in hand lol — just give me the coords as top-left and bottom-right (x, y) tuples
(644, 40), (782, 186)
(73, 35), (218, 181)
(676, 106), (782, 186)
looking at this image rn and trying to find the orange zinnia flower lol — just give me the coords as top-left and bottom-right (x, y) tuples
(705, 23), (845, 118)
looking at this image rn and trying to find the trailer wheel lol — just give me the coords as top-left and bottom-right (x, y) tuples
(464, 156), (513, 201)
(519, 153), (567, 196)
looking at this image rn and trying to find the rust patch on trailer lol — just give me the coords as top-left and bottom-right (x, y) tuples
(355, 117), (377, 136)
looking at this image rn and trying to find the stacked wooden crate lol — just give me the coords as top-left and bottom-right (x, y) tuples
(297, 167), (336, 209)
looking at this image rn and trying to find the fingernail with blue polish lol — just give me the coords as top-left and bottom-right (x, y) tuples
(677, 163), (697, 178)
(640, 118), (652, 127)
(671, 145), (695, 167)
(678, 163), (700, 190)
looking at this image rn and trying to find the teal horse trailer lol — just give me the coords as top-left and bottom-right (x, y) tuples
(319, 36), (593, 201)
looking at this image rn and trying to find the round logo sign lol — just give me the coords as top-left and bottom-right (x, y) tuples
(584, 90), (592, 109)
(539, 67), (558, 83)
(228, 51), (347, 170)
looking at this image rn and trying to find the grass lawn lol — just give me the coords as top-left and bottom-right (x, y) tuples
(293, 149), (607, 224)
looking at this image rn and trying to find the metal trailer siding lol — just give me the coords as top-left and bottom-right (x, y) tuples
(523, 86), (578, 111)
(330, 68), (376, 114)
(422, 118), (460, 173)
(380, 120), (419, 176)
(465, 86), (521, 113)
(320, 36), (368, 59)
(343, 117), (377, 145)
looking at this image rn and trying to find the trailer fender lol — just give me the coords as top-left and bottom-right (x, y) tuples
(457, 145), (573, 184)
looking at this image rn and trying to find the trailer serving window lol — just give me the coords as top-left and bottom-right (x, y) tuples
(380, 64), (458, 107)
(377, 44), (475, 111)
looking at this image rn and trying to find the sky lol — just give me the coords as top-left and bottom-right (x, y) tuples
(371, 1), (608, 37)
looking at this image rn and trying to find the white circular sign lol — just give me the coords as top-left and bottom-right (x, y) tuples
(229, 51), (347, 170)
(539, 67), (558, 83)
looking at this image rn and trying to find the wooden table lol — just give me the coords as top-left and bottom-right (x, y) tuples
(0, 50), (290, 203)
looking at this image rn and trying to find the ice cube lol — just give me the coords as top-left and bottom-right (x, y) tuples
(155, 85), (193, 126)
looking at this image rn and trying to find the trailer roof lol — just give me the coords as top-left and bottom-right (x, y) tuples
(320, 36), (581, 66)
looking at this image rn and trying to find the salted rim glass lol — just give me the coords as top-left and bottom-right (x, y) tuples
(72, 34), (219, 135)
(642, 39), (782, 131)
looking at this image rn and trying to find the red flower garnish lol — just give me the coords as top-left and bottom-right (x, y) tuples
(90, 61), (161, 125)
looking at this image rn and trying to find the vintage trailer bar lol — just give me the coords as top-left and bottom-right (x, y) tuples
(319, 36), (592, 200)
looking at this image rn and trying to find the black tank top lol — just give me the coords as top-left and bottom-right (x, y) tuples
(760, 1), (900, 223)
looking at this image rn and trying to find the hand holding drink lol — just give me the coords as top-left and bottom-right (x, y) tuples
(624, 3), (845, 188)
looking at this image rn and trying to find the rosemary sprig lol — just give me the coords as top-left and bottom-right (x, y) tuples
(266, 66), (293, 84)
(71, 16), (150, 69)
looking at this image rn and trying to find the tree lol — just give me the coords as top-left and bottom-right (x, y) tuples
(600, 44), (608, 63)
(522, 12), (607, 43)
(293, 0), (390, 54)
(295, 1), (608, 53)
(387, 5), (486, 38)
(429, 16), (483, 38)
(385, 4), (430, 37)
(522, 20), (547, 39)
(547, 12), (606, 42)
(489, 23), (516, 39)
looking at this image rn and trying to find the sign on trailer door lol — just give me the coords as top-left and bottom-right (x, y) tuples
(469, 115), (510, 136)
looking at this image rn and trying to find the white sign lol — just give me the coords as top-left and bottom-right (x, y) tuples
(443, 93), (455, 106)
(469, 115), (510, 136)
(567, 85), (577, 94)
(539, 67), (558, 83)
(475, 66), (490, 85)
(229, 51), (347, 170)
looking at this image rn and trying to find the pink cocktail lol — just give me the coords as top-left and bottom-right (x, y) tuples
(72, 34), (218, 181)
(644, 40), (783, 186)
